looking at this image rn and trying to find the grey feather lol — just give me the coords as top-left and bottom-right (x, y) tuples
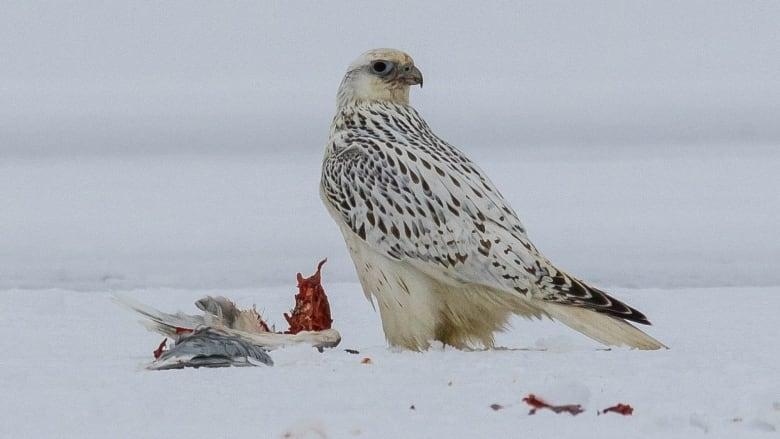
(149, 328), (273, 370)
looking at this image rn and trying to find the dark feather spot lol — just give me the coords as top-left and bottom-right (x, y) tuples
(357, 224), (366, 240)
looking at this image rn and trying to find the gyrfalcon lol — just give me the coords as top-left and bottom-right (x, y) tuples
(320, 49), (665, 351)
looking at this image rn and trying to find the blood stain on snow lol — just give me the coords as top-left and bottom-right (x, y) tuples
(599, 403), (634, 416)
(522, 394), (584, 416)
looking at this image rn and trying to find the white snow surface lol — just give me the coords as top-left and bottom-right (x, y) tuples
(1, 283), (778, 438)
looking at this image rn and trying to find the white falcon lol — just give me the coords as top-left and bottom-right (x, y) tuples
(321, 48), (665, 351)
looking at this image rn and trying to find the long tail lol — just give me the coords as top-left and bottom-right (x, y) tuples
(539, 301), (667, 350)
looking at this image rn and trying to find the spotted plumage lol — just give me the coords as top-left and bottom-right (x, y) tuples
(321, 49), (665, 351)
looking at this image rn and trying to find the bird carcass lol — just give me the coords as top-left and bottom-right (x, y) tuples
(116, 260), (340, 369)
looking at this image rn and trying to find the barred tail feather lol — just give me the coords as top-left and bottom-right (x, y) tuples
(540, 302), (667, 350)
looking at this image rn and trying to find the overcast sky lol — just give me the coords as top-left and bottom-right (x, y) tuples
(2, 1), (779, 156)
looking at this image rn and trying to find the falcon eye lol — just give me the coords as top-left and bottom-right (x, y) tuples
(370, 60), (393, 76)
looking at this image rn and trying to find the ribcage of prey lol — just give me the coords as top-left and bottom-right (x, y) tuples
(321, 103), (553, 297)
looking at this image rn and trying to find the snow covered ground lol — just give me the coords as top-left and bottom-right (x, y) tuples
(1, 283), (778, 438)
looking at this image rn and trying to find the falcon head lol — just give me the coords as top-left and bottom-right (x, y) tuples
(337, 48), (423, 107)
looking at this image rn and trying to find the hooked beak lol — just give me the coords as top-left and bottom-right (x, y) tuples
(399, 64), (424, 87)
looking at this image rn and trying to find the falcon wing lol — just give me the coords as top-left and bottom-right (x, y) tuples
(321, 132), (538, 289)
(322, 134), (651, 325)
